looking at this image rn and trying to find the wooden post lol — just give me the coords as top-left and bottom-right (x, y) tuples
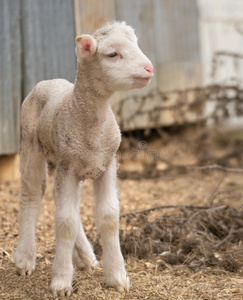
(0, 155), (20, 182)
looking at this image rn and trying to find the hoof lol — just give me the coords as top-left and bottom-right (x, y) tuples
(16, 266), (35, 276)
(52, 287), (72, 297)
(106, 275), (130, 292)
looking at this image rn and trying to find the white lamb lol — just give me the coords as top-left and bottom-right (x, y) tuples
(14, 21), (153, 296)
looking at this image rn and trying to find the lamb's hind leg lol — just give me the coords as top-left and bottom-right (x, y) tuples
(15, 142), (47, 276)
(72, 221), (98, 272)
(72, 183), (98, 271)
(93, 157), (129, 291)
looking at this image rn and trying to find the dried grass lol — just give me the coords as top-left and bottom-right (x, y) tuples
(1, 128), (243, 299)
(89, 205), (243, 274)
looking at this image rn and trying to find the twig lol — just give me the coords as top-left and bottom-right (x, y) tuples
(213, 224), (236, 249)
(120, 205), (210, 219)
(187, 164), (243, 173)
(194, 229), (215, 242)
(206, 172), (228, 206)
(181, 206), (228, 227)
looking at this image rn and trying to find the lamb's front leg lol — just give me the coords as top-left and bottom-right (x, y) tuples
(93, 157), (129, 292)
(50, 167), (80, 296)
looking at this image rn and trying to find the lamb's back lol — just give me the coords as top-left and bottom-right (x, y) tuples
(21, 79), (73, 135)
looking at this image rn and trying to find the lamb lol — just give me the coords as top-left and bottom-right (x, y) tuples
(14, 21), (153, 296)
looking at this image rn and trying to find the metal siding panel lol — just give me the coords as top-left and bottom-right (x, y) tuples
(22, 0), (76, 96)
(153, 0), (201, 91)
(9, 0), (21, 154)
(0, 0), (21, 154)
(22, 0), (42, 95)
(150, 0), (202, 128)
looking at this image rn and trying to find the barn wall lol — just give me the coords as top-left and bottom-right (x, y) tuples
(0, 0), (76, 156)
(0, 0), (202, 156)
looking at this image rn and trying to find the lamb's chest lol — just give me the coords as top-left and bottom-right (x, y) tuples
(73, 148), (114, 181)
(73, 132), (120, 181)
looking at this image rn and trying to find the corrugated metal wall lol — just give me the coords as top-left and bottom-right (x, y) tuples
(0, 0), (21, 155)
(22, 0), (76, 96)
(154, 0), (201, 91)
(0, 0), (76, 155)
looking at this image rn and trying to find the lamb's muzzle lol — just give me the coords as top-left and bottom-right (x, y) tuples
(14, 21), (153, 296)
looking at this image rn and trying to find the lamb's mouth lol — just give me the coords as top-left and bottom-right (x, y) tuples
(132, 76), (152, 84)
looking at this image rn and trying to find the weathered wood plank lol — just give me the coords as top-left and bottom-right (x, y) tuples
(74, 0), (116, 35)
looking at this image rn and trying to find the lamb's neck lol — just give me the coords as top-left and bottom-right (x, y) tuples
(74, 60), (112, 101)
(71, 61), (113, 126)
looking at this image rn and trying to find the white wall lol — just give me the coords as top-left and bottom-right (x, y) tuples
(198, 0), (243, 125)
(198, 0), (243, 85)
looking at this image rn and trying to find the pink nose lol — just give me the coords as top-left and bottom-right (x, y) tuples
(144, 65), (154, 75)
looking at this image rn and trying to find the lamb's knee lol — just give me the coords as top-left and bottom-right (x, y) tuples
(56, 214), (79, 241)
(21, 168), (47, 197)
(19, 190), (42, 211)
(96, 213), (119, 234)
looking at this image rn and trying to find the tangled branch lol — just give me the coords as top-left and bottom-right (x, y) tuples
(89, 205), (243, 273)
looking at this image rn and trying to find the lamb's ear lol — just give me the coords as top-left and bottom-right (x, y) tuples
(75, 34), (97, 59)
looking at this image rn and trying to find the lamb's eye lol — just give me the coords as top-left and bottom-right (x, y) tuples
(107, 52), (118, 58)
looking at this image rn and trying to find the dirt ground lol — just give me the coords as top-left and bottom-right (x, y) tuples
(0, 126), (243, 299)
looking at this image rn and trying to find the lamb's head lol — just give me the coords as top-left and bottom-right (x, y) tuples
(75, 21), (154, 92)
